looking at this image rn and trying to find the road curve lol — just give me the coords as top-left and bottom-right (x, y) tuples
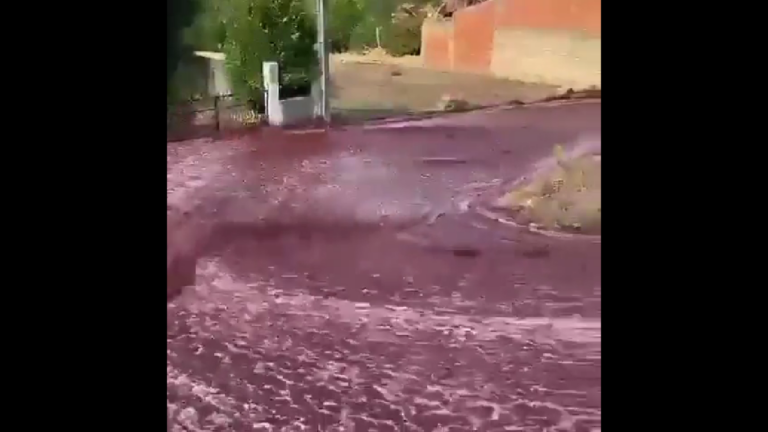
(167, 101), (601, 432)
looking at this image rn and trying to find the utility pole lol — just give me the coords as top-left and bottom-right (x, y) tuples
(316, 0), (331, 123)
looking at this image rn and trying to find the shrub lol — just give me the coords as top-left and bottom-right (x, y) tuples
(168, 0), (199, 102)
(183, 0), (227, 51)
(347, 0), (397, 52)
(222, 0), (318, 104)
(168, 54), (210, 104)
(436, 94), (471, 112)
(328, 0), (364, 52)
(382, 14), (423, 56)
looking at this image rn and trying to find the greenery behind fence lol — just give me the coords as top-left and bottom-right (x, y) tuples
(168, 0), (441, 106)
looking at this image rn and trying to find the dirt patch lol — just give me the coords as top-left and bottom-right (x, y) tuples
(490, 145), (601, 236)
(330, 57), (558, 121)
(331, 48), (422, 68)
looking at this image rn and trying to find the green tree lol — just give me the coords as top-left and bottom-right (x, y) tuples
(183, 0), (227, 51)
(167, 0), (200, 102)
(221, 0), (318, 105)
(348, 0), (397, 51)
(337, 0), (434, 55)
(328, 0), (364, 52)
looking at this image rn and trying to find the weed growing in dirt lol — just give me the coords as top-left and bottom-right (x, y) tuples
(436, 94), (472, 112)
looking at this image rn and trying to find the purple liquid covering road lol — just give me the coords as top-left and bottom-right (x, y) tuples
(167, 101), (601, 432)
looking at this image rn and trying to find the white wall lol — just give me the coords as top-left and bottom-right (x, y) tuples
(208, 58), (233, 96)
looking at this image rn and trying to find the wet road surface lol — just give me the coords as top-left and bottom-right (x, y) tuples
(167, 101), (601, 432)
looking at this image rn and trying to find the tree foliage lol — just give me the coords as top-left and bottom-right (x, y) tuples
(172, 0), (441, 104)
(167, 0), (200, 101)
(222, 0), (318, 103)
(331, 0), (436, 56)
(183, 0), (227, 51)
(181, 0), (318, 105)
(328, 0), (364, 52)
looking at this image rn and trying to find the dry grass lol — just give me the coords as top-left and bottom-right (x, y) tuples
(495, 145), (601, 234)
(329, 53), (558, 120)
(331, 48), (423, 68)
(435, 94), (473, 112)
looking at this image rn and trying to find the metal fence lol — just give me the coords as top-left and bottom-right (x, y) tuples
(167, 94), (262, 142)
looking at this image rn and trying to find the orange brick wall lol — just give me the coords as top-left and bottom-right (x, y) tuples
(422, 0), (601, 74)
(452, 0), (496, 73)
(495, 0), (601, 37)
(421, 21), (454, 70)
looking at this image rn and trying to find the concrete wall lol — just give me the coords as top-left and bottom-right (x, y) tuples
(421, 0), (601, 88)
(207, 58), (233, 96)
(272, 96), (315, 126)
